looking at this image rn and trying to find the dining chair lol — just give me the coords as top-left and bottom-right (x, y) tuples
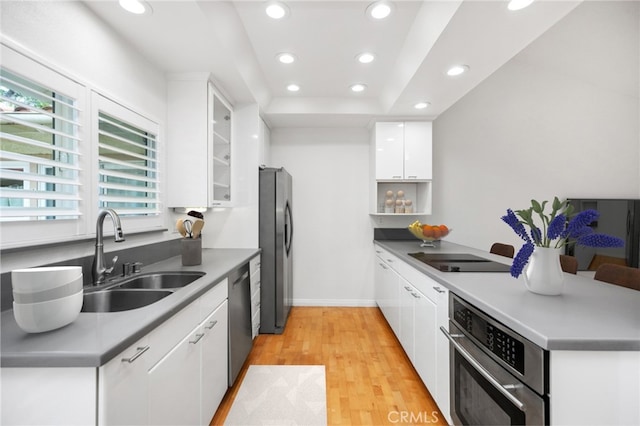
(594, 264), (640, 291)
(559, 255), (578, 274)
(490, 243), (515, 258)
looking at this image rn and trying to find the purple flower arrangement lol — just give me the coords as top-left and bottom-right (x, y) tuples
(501, 197), (624, 278)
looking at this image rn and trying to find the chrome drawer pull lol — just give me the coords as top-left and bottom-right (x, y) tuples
(411, 292), (420, 299)
(205, 320), (218, 330)
(121, 346), (149, 363)
(189, 333), (205, 344)
(433, 286), (445, 294)
(440, 326), (526, 412)
(379, 263), (388, 269)
(404, 286), (412, 291)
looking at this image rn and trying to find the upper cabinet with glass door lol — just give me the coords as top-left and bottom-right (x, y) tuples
(209, 86), (232, 206)
(167, 74), (233, 208)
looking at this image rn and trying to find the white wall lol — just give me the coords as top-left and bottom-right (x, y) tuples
(270, 128), (375, 306)
(430, 1), (639, 253)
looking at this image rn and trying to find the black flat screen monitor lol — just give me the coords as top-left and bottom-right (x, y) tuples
(565, 199), (640, 271)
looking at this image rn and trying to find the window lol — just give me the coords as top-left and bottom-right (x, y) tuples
(92, 93), (162, 231)
(0, 44), (164, 248)
(98, 112), (159, 216)
(0, 68), (82, 221)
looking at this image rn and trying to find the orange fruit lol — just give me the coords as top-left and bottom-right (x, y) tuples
(433, 227), (442, 239)
(422, 225), (434, 238)
(438, 224), (449, 236)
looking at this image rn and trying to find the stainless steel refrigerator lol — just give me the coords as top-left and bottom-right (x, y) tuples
(259, 166), (293, 334)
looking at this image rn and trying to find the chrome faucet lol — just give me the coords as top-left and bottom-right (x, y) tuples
(92, 209), (125, 285)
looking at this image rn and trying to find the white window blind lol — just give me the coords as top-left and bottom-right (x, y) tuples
(98, 111), (159, 217)
(0, 67), (82, 221)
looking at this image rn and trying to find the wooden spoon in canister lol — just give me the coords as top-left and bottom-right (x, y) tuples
(191, 219), (204, 239)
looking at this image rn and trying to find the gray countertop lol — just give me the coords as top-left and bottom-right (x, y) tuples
(1, 248), (260, 368)
(375, 240), (640, 351)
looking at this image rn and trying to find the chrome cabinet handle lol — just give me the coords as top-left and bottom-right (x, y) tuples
(386, 258), (393, 263)
(205, 320), (218, 330)
(379, 263), (388, 269)
(121, 346), (149, 363)
(433, 286), (445, 294)
(404, 286), (412, 291)
(440, 326), (526, 412)
(189, 333), (205, 344)
(411, 292), (420, 299)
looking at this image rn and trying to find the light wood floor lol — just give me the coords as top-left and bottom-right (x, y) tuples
(210, 306), (448, 425)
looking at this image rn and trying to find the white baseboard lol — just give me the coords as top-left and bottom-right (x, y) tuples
(292, 299), (378, 307)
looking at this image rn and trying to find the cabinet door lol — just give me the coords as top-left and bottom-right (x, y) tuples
(98, 337), (150, 426)
(413, 288), (437, 393)
(375, 122), (404, 180)
(201, 301), (229, 425)
(434, 285), (451, 424)
(209, 84), (233, 206)
(375, 255), (401, 335)
(148, 326), (201, 426)
(404, 122), (432, 180)
(399, 278), (415, 361)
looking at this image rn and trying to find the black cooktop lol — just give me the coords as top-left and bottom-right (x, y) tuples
(408, 252), (512, 273)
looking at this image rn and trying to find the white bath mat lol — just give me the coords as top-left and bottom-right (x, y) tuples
(224, 365), (327, 426)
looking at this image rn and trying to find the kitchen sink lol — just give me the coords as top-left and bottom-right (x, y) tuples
(81, 289), (173, 313)
(115, 271), (205, 290)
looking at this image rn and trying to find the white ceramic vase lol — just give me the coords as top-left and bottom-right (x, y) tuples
(523, 246), (564, 296)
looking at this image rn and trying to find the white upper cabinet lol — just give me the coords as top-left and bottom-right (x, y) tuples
(404, 122), (432, 180)
(167, 74), (233, 208)
(374, 122), (432, 180)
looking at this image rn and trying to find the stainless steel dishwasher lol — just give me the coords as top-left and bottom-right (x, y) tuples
(228, 263), (253, 386)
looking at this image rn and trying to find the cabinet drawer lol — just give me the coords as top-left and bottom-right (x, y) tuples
(147, 301), (199, 369)
(251, 288), (261, 317)
(251, 309), (260, 339)
(249, 255), (261, 275)
(250, 277), (260, 298)
(199, 278), (228, 321)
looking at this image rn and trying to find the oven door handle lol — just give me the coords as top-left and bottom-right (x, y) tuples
(440, 326), (527, 412)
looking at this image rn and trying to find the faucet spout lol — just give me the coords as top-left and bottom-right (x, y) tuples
(92, 209), (125, 285)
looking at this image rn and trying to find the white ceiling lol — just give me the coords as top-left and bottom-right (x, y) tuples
(83, 0), (582, 128)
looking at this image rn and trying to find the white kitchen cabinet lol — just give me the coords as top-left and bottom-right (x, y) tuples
(148, 283), (229, 426)
(98, 337), (151, 425)
(167, 73), (233, 208)
(412, 286), (437, 393)
(148, 325), (201, 426)
(250, 254), (261, 339)
(374, 122), (432, 180)
(370, 122), (433, 215)
(373, 243), (450, 423)
(374, 246), (401, 336)
(200, 302), (229, 424)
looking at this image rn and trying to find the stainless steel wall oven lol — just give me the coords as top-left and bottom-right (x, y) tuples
(441, 294), (549, 425)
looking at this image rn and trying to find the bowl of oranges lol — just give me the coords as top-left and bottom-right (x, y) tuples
(408, 220), (451, 247)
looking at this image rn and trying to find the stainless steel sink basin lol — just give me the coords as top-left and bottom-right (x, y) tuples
(115, 271), (205, 290)
(81, 289), (173, 313)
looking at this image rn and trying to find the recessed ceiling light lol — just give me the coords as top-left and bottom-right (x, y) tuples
(446, 64), (470, 76)
(277, 53), (296, 64)
(265, 1), (290, 19)
(356, 52), (376, 64)
(350, 83), (367, 93)
(287, 84), (300, 92)
(366, 1), (394, 20)
(119, 0), (152, 15)
(508, 0), (535, 11)
(414, 102), (430, 110)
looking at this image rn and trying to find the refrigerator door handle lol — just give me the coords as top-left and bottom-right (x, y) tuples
(285, 201), (293, 256)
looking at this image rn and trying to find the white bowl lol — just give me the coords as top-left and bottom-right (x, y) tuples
(13, 276), (83, 304)
(12, 266), (82, 293)
(13, 291), (83, 333)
